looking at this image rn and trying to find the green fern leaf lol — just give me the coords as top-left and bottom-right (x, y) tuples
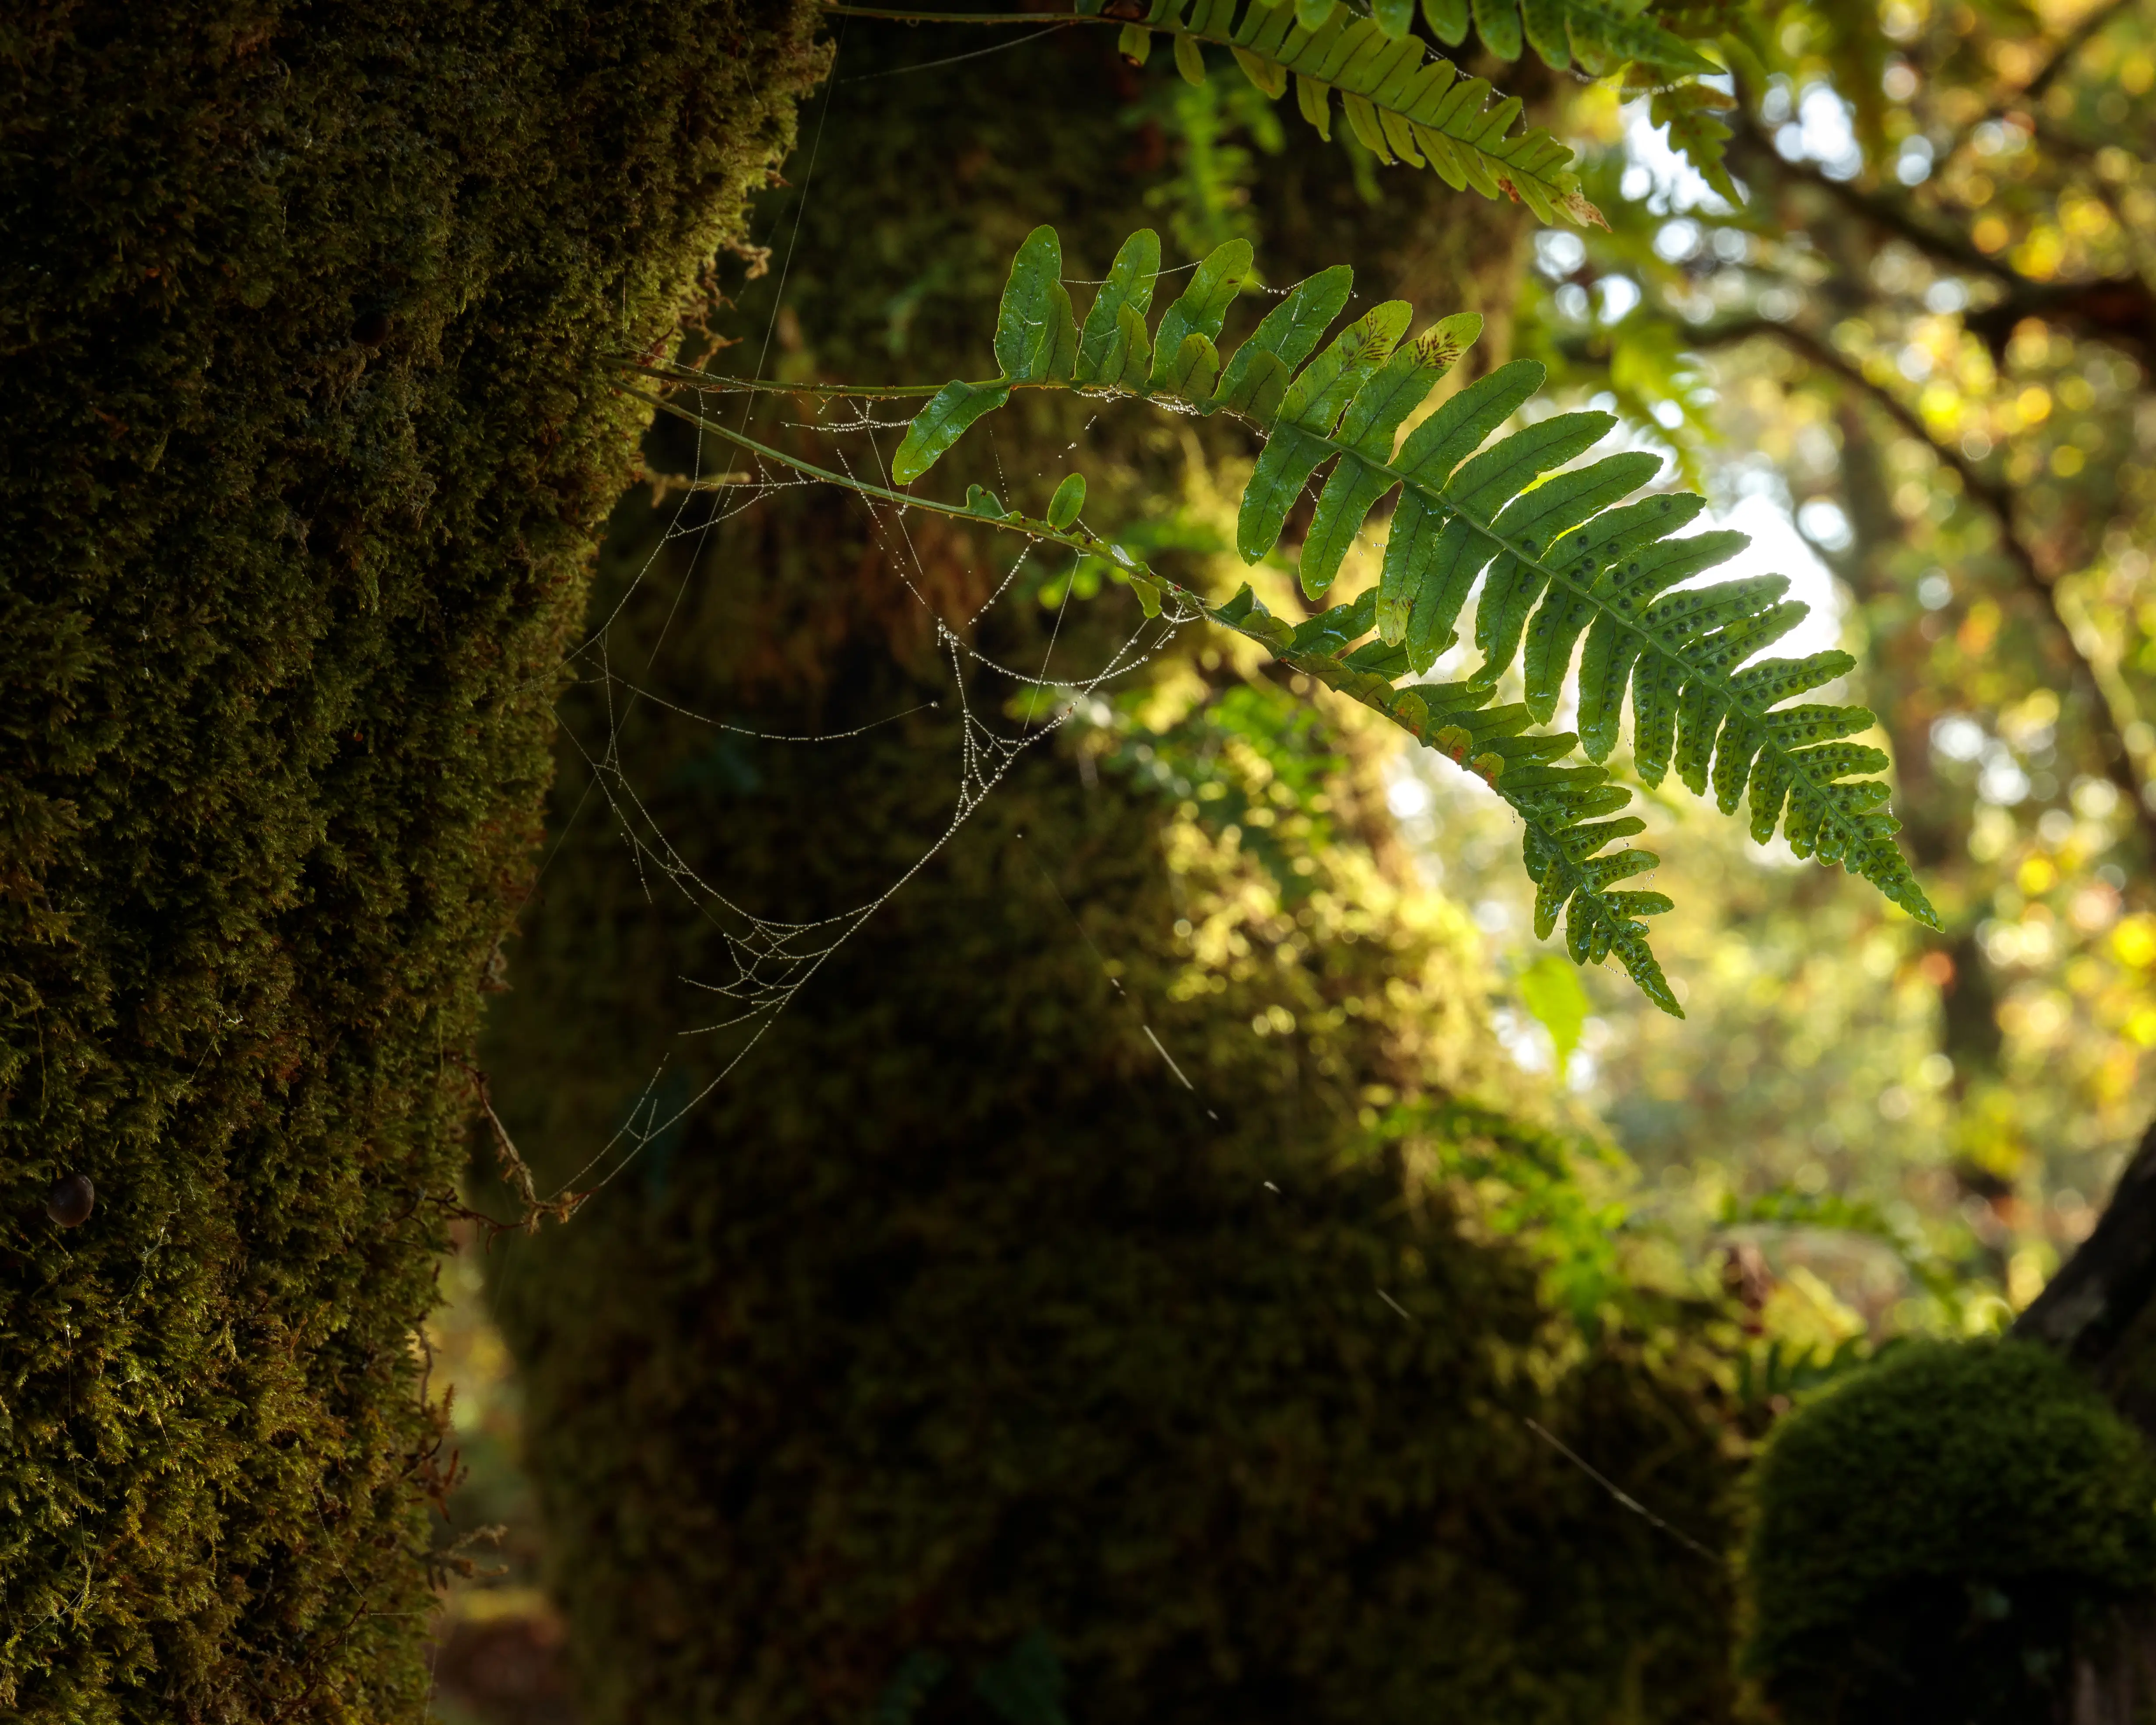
(1464, 0), (1718, 71)
(1471, 0), (1523, 59)
(1566, 0), (1719, 73)
(994, 226), (1078, 384)
(1204, 583), (1679, 1009)
(1174, 25), (1208, 82)
(1301, 316), (1481, 601)
(1215, 263), (1353, 415)
(1422, 0), (1470, 44)
(1373, 0), (1418, 37)
(656, 223), (1948, 1007)
(892, 379), (1013, 486)
(1151, 0), (1606, 226)
(1651, 81), (1741, 205)
(1475, 448), (1663, 680)
(1236, 299), (1411, 561)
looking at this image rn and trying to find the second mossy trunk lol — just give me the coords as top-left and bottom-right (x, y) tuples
(484, 32), (1738, 1723)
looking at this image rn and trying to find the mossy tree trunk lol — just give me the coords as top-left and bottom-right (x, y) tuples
(483, 32), (1739, 1724)
(0, 5), (819, 1718)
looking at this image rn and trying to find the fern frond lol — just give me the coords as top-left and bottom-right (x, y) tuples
(822, 0), (1738, 216)
(1078, 0), (1607, 227)
(624, 221), (1944, 1007)
(897, 225), (1933, 931)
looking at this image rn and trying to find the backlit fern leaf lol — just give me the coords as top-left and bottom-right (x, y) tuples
(889, 225), (1941, 947)
(1090, 0), (1607, 226)
(638, 223), (1940, 1011)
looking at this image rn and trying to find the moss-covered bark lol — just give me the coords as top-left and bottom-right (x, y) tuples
(0, 4), (820, 1717)
(484, 32), (1740, 1724)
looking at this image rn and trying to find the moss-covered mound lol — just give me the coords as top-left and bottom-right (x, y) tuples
(1745, 1338), (2156, 1723)
(0, 4), (818, 1718)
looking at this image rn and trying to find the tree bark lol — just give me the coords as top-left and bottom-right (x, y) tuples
(2017, 1121), (2156, 1435)
(2008, 1123), (2156, 1722)
(0, 4), (819, 1717)
(482, 30), (1740, 1725)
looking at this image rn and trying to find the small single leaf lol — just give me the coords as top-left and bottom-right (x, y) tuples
(1344, 91), (1395, 160)
(1296, 74), (1333, 140)
(1233, 45), (1291, 97)
(1301, 454), (1393, 599)
(1520, 0), (1570, 67)
(1160, 330), (1222, 401)
(1115, 303), (1154, 389)
(965, 484), (1007, 519)
(1047, 473), (1087, 529)
(1470, 0), (1522, 59)
(1118, 21), (1152, 62)
(1237, 423), (1333, 562)
(1174, 28), (1209, 84)
(1422, 0), (1469, 43)
(1518, 952), (1591, 1073)
(891, 379), (1013, 485)
(1216, 348), (1292, 422)
(994, 227), (1073, 383)
(1372, 0), (1415, 36)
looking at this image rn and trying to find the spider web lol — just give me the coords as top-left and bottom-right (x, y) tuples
(526, 376), (1202, 1211)
(497, 20), (1222, 1220)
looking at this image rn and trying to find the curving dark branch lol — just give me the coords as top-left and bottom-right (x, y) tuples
(2015, 1115), (2156, 1437)
(2017, 0), (2136, 108)
(1688, 314), (2156, 861)
(1726, 111), (2156, 371)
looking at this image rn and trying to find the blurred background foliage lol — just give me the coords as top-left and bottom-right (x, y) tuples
(422, 0), (2156, 1714)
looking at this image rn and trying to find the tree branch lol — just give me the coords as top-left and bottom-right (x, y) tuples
(2015, 1115), (2156, 1436)
(1728, 108), (2018, 284)
(2020, 0), (2135, 107)
(1694, 315), (2156, 861)
(1728, 111), (2156, 369)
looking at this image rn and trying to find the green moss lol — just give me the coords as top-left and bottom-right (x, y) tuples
(1745, 1338), (2156, 1722)
(0, 3), (821, 1717)
(483, 30), (1739, 1723)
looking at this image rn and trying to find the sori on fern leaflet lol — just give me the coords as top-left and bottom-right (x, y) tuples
(623, 222), (1939, 1018)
